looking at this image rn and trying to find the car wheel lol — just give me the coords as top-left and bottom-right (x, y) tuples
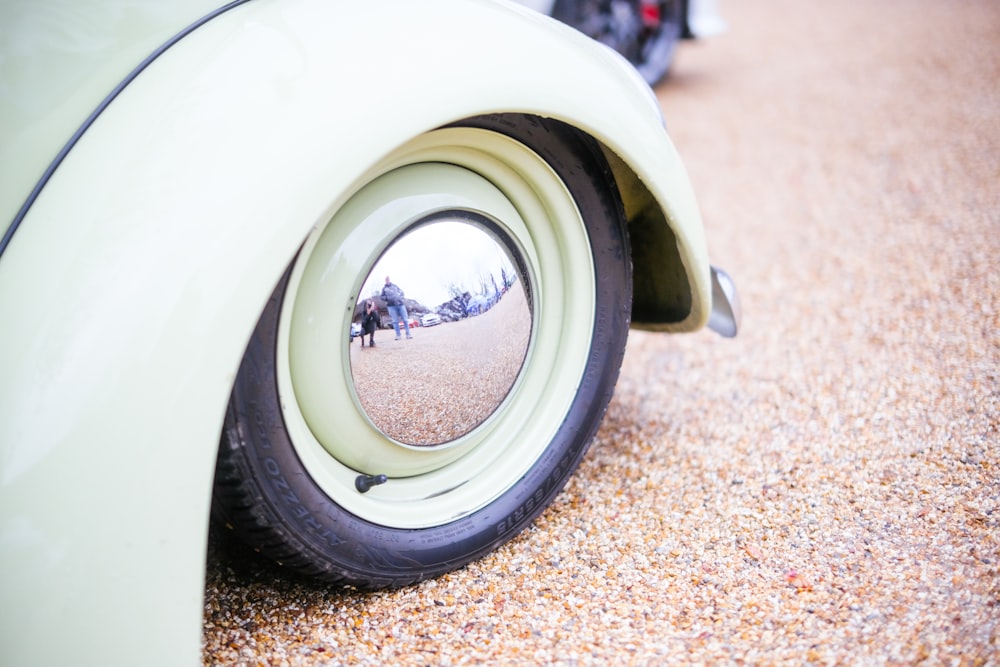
(553, 0), (683, 86)
(212, 114), (632, 589)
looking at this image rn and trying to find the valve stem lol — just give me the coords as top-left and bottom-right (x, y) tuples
(355, 473), (388, 493)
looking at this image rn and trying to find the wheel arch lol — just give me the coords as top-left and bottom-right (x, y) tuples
(598, 143), (703, 331)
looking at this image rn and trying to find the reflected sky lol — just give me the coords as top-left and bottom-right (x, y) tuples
(359, 220), (517, 307)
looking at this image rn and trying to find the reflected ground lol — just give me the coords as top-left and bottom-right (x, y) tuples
(349, 280), (530, 445)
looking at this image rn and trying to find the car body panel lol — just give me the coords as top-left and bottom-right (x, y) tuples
(0, 0), (249, 240)
(0, 1), (717, 665)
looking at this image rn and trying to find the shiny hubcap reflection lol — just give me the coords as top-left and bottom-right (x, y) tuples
(350, 213), (532, 446)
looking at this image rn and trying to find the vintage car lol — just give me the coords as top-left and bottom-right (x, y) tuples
(420, 312), (443, 327)
(514, 0), (727, 85)
(0, 1), (737, 665)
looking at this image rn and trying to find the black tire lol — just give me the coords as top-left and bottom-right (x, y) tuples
(553, 0), (683, 86)
(211, 114), (632, 589)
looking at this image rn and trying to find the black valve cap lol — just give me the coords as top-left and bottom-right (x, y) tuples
(355, 474), (388, 493)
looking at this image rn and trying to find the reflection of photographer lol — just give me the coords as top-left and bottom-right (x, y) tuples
(381, 276), (413, 340)
(360, 300), (379, 347)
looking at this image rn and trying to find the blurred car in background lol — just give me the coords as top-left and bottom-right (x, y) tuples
(513, 0), (726, 84)
(421, 312), (443, 327)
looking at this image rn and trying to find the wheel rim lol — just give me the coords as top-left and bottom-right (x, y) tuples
(274, 126), (596, 529)
(634, 1), (682, 84)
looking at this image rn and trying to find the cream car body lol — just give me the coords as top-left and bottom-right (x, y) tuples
(0, 1), (735, 665)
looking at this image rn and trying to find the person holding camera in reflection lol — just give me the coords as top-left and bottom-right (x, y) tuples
(360, 299), (379, 348)
(381, 275), (413, 341)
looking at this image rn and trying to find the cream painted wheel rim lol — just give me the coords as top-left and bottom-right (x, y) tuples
(275, 127), (595, 529)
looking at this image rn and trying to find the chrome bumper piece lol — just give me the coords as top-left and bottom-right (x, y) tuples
(707, 265), (740, 338)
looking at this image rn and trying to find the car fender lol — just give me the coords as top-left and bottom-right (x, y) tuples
(0, 1), (711, 665)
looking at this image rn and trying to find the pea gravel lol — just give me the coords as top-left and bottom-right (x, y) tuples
(202, 0), (999, 664)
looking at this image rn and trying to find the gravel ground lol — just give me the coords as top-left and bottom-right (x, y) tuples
(202, 0), (999, 664)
